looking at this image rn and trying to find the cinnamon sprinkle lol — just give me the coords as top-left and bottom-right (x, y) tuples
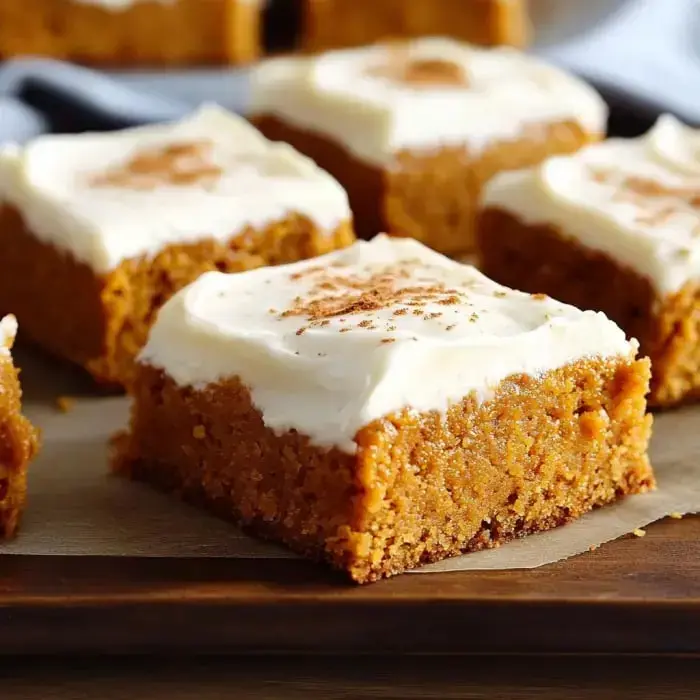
(90, 140), (222, 190)
(367, 49), (470, 88)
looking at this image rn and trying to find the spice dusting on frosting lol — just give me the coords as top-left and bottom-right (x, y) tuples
(278, 261), (465, 338)
(90, 140), (223, 190)
(591, 167), (700, 229)
(367, 49), (470, 88)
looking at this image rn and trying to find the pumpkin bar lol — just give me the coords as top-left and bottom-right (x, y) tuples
(478, 115), (700, 408)
(0, 316), (40, 538)
(301, 0), (531, 53)
(0, 0), (262, 66)
(0, 105), (354, 389)
(113, 235), (654, 583)
(250, 37), (607, 257)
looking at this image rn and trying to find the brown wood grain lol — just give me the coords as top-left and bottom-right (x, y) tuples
(3, 656), (700, 699)
(1, 515), (700, 655)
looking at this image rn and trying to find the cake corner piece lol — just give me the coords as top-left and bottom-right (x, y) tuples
(249, 37), (607, 257)
(0, 315), (40, 538)
(477, 113), (700, 408)
(0, 104), (354, 390)
(113, 235), (654, 583)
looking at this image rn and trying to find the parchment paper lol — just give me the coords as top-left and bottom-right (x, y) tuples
(4, 345), (700, 572)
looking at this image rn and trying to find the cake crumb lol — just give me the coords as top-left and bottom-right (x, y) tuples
(669, 512), (684, 520)
(192, 425), (207, 440)
(56, 396), (76, 413)
(588, 544), (598, 552)
(632, 528), (646, 538)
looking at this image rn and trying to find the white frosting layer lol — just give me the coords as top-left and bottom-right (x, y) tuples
(71, 0), (261, 8)
(0, 105), (350, 274)
(250, 37), (607, 167)
(0, 315), (18, 356)
(483, 115), (700, 295)
(141, 235), (634, 453)
(70, 0), (175, 8)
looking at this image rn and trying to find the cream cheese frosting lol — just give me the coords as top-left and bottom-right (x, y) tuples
(0, 315), (18, 355)
(250, 37), (607, 167)
(71, 0), (261, 8)
(0, 104), (350, 274)
(483, 114), (700, 295)
(141, 235), (634, 453)
(70, 0), (175, 8)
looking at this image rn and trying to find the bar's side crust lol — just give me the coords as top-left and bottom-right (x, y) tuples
(113, 355), (653, 583)
(302, 0), (530, 53)
(0, 0), (260, 66)
(0, 355), (39, 538)
(253, 114), (597, 255)
(0, 205), (355, 388)
(477, 208), (700, 408)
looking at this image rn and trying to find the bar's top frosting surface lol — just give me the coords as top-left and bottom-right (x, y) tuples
(71, 0), (261, 8)
(250, 37), (607, 166)
(141, 235), (634, 453)
(484, 115), (700, 294)
(0, 105), (350, 273)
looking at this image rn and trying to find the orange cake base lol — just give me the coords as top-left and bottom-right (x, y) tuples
(0, 0), (260, 66)
(0, 345), (39, 538)
(113, 356), (654, 583)
(0, 206), (354, 389)
(302, 0), (531, 53)
(477, 209), (700, 408)
(253, 115), (598, 256)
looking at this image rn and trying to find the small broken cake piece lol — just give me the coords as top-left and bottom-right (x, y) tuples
(0, 104), (354, 389)
(113, 235), (654, 583)
(302, 0), (531, 53)
(0, 316), (39, 538)
(0, 0), (263, 66)
(478, 114), (700, 408)
(250, 37), (607, 257)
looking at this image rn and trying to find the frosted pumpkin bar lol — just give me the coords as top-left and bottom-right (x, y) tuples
(0, 105), (354, 388)
(250, 37), (607, 256)
(0, 316), (40, 538)
(0, 0), (262, 66)
(112, 235), (654, 583)
(478, 115), (700, 408)
(302, 0), (530, 53)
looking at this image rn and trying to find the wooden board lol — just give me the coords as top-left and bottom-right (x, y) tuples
(2, 514), (700, 655)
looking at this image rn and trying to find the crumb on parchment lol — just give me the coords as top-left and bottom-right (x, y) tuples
(632, 528), (646, 538)
(56, 396), (76, 413)
(669, 512), (684, 520)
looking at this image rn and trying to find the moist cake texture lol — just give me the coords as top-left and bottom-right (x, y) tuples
(0, 105), (354, 388)
(0, 0), (262, 66)
(113, 235), (654, 583)
(0, 316), (40, 538)
(302, 0), (531, 53)
(478, 114), (700, 407)
(250, 37), (606, 256)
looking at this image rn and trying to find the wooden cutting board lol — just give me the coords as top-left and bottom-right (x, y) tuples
(1, 513), (699, 655)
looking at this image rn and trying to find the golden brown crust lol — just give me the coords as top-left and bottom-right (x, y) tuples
(0, 353), (40, 538)
(0, 205), (355, 388)
(113, 356), (653, 583)
(253, 115), (598, 256)
(0, 0), (260, 66)
(302, 0), (531, 52)
(476, 208), (700, 408)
